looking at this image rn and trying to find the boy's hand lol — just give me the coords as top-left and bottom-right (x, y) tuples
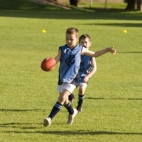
(84, 76), (89, 83)
(108, 46), (116, 55)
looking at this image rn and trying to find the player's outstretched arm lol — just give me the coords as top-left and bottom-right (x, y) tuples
(82, 46), (116, 58)
(94, 46), (116, 57)
(108, 46), (116, 55)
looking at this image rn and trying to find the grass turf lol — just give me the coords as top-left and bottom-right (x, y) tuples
(0, 1), (142, 142)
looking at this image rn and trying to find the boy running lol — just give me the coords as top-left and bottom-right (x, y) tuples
(43, 27), (116, 127)
(75, 34), (97, 113)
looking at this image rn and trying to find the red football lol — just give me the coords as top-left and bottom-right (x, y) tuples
(41, 57), (56, 71)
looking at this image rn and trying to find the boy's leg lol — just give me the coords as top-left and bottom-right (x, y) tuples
(64, 100), (78, 125)
(68, 93), (75, 102)
(62, 83), (78, 124)
(77, 83), (87, 113)
(77, 94), (85, 113)
(43, 102), (62, 127)
(43, 85), (69, 127)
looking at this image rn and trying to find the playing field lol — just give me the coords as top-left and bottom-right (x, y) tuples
(0, 1), (142, 142)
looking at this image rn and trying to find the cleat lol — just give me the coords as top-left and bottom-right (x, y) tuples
(77, 106), (82, 113)
(67, 108), (78, 124)
(43, 117), (51, 127)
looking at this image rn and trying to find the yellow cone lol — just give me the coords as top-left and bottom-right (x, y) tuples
(122, 30), (127, 33)
(41, 30), (46, 33)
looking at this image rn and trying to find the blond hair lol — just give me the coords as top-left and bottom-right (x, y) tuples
(66, 27), (79, 38)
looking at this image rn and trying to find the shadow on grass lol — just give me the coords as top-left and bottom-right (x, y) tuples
(2, 130), (142, 135)
(0, 108), (45, 112)
(86, 97), (142, 100)
(1, 121), (141, 135)
(117, 52), (142, 53)
(0, 122), (40, 129)
(0, 0), (142, 21)
(82, 23), (142, 27)
(0, 9), (142, 21)
(0, 10), (142, 23)
(38, 130), (142, 135)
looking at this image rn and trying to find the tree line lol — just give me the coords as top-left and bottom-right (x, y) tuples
(69, 0), (142, 11)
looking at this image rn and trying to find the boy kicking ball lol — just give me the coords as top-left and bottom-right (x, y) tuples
(43, 27), (116, 127)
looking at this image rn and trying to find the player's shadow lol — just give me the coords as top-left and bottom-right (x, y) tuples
(0, 109), (45, 129)
(0, 109), (44, 112)
(0, 122), (39, 129)
(1, 121), (141, 135)
(38, 130), (142, 135)
(2, 130), (142, 136)
(82, 22), (142, 28)
(117, 51), (142, 53)
(86, 97), (142, 100)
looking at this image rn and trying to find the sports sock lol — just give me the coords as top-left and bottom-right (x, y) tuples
(64, 101), (74, 115)
(68, 93), (74, 101)
(77, 94), (85, 107)
(48, 102), (62, 119)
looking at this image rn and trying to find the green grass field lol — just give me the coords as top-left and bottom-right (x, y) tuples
(0, 1), (142, 142)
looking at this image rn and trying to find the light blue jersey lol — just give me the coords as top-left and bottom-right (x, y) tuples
(79, 55), (92, 83)
(58, 44), (82, 84)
